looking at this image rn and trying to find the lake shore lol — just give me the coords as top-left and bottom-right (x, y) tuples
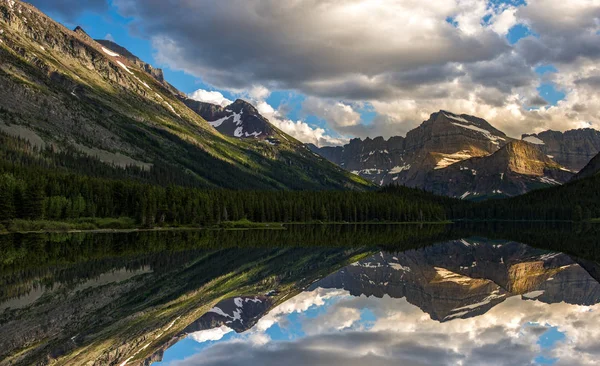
(0, 218), (454, 235)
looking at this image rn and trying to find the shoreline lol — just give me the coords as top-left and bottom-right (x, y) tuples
(0, 220), (453, 235)
(1, 218), (596, 235)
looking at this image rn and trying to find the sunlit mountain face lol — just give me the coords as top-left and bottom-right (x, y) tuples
(154, 239), (600, 366)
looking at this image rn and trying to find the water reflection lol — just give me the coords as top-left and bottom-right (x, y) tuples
(0, 225), (599, 365)
(156, 238), (600, 366)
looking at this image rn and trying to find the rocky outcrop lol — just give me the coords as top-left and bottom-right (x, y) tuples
(424, 141), (574, 199)
(522, 129), (600, 172)
(572, 151), (600, 181)
(312, 239), (600, 321)
(96, 39), (168, 86)
(309, 109), (597, 198)
(310, 110), (511, 187)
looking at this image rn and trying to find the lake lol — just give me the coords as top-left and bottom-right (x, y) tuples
(1, 224), (599, 365)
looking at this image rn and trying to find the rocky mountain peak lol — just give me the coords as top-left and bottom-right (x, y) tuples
(229, 98), (261, 115)
(95, 39), (166, 83)
(180, 98), (275, 139)
(521, 128), (600, 171)
(73, 26), (92, 41)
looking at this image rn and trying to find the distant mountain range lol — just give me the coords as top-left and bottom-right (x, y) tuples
(308, 111), (600, 199)
(315, 240), (600, 321)
(0, 0), (370, 190)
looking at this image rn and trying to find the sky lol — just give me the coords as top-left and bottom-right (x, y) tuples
(29, 0), (600, 146)
(152, 281), (600, 366)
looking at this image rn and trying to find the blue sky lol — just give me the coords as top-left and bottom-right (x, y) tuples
(153, 287), (590, 366)
(32, 0), (600, 145)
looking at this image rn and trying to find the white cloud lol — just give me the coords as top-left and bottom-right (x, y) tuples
(187, 89), (232, 107)
(116, 0), (600, 141)
(176, 291), (600, 366)
(248, 85), (271, 101)
(239, 86), (348, 146)
(303, 97), (362, 130)
(188, 325), (233, 344)
(489, 7), (518, 35)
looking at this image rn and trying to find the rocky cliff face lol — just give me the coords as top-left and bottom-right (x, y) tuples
(424, 141), (574, 199)
(310, 110), (511, 187)
(313, 239), (600, 321)
(309, 109), (595, 198)
(572, 151), (600, 181)
(522, 129), (600, 171)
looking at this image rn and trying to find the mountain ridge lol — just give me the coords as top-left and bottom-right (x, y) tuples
(309, 110), (597, 198)
(572, 151), (600, 181)
(0, 0), (371, 190)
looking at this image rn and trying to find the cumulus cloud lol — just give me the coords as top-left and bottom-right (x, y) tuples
(302, 97), (362, 136)
(111, 0), (600, 143)
(174, 290), (600, 366)
(187, 89), (233, 107)
(238, 86), (348, 146)
(116, 0), (508, 97)
(188, 325), (233, 344)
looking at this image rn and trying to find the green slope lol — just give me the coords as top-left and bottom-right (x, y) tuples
(0, 0), (371, 190)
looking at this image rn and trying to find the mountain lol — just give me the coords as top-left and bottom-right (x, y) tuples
(181, 97), (277, 140)
(309, 110), (595, 198)
(424, 140), (574, 199)
(314, 240), (600, 322)
(521, 129), (600, 171)
(0, 0), (370, 190)
(309, 110), (511, 187)
(572, 151), (600, 181)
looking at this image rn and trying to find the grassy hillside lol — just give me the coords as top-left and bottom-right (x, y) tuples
(0, 0), (371, 190)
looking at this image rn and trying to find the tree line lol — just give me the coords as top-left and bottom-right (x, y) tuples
(1, 130), (598, 226)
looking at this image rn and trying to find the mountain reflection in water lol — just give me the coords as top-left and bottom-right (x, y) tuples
(155, 238), (600, 366)
(1, 225), (600, 366)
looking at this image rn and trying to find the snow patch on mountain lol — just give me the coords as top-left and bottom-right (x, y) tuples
(538, 176), (561, 185)
(390, 263), (411, 272)
(523, 290), (545, 299)
(443, 112), (470, 124)
(523, 136), (545, 145)
(389, 164), (411, 174)
(101, 47), (119, 57)
(435, 151), (474, 170)
(208, 115), (230, 128)
(116, 61), (133, 75)
(450, 121), (505, 144)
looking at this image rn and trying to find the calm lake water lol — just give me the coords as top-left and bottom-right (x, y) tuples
(1, 224), (599, 366)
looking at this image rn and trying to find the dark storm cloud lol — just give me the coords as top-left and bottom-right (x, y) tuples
(467, 54), (537, 93)
(173, 331), (466, 366)
(114, 0), (509, 100)
(575, 75), (600, 88)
